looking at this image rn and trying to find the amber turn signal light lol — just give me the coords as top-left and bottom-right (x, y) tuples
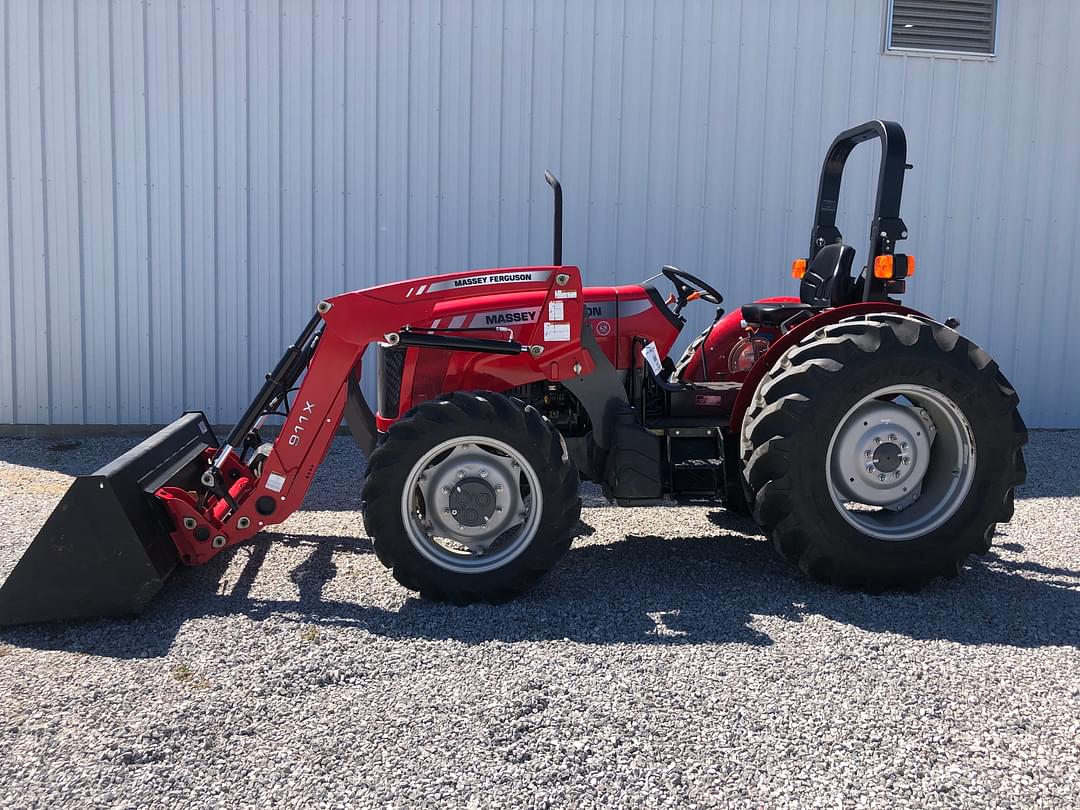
(873, 254), (915, 279)
(791, 258), (807, 279)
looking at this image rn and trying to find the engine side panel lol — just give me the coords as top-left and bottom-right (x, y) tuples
(582, 284), (682, 369)
(384, 282), (684, 425)
(367, 266), (594, 427)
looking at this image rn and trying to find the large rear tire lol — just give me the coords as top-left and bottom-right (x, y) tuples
(742, 315), (1027, 591)
(361, 391), (580, 603)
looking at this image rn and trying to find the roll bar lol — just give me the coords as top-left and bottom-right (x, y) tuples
(809, 120), (910, 301)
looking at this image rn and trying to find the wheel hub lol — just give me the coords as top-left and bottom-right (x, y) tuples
(447, 477), (497, 527)
(830, 400), (933, 507)
(403, 439), (539, 569)
(871, 442), (902, 473)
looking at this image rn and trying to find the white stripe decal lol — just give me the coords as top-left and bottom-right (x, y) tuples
(617, 299), (654, 317)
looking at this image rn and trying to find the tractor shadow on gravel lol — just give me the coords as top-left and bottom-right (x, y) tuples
(3, 510), (1077, 659)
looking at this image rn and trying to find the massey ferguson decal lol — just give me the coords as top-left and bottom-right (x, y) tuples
(420, 270), (553, 295)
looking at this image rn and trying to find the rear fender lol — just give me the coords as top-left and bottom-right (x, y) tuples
(728, 301), (925, 435)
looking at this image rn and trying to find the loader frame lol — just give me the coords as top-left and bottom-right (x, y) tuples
(156, 265), (596, 564)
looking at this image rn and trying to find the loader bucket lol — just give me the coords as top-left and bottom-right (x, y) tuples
(0, 412), (218, 626)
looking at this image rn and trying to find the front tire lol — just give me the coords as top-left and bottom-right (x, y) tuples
(743, 315), (1027, 591)
(361, 391), (580, 603)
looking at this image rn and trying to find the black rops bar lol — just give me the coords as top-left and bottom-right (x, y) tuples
(809, 120), (909, 301)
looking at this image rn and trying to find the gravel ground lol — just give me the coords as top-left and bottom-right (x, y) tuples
(0, 430), (1077, 808)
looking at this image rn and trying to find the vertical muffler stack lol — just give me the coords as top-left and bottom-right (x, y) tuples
(0, 413), (218, 626)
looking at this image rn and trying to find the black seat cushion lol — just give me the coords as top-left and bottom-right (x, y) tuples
(741, 302), (815, 325)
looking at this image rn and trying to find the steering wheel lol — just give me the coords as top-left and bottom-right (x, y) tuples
(660, 265), (724, 316)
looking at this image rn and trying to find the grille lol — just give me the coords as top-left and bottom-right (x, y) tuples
(377, 345), (407, 419)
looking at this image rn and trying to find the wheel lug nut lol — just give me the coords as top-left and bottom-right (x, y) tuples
(495, 485), (502, 492)
(866, 463), (875, 473)
(873, 437), (881, 445)
(442, 507), (450, 514)
(456, 470), (466, 479)
(889, 433), (898, 442)
(864, 450), (872, 458)
(479, 469), (489, 478)
(894, 471), (902, 479)
(441, 486), (450, 494)
(495, 506), (503, 512)
(878, 474), (887, 482)
(900, 442), (908, 450)
(902, 457), (910, 465)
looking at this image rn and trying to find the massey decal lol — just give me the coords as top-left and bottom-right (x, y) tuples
(468, 308), (541, 328)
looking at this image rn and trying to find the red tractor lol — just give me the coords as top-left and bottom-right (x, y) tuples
(0, 121), (1027, 624)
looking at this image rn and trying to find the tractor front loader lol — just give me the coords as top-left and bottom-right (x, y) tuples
(0, 121), (1027, 625)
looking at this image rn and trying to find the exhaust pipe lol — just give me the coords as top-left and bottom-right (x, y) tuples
(0, 412), (218, 626)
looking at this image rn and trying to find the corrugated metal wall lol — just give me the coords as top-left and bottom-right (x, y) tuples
(1, 0), (1078, 427)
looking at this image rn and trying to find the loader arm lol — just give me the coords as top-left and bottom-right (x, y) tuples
(156, 266), (590, 566)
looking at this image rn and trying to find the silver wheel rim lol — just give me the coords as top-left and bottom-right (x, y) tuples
(400, 435), (543, 573)
(825, 385), (976, 541)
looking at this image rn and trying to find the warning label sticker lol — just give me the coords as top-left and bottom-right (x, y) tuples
(544, 322), (571, 342)
(548, 301), (564, 321)
(641, 341), (663, 375)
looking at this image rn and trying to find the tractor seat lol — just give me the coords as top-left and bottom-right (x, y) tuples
(741, 243), (859, 327)
(740, 302), (815, 325)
